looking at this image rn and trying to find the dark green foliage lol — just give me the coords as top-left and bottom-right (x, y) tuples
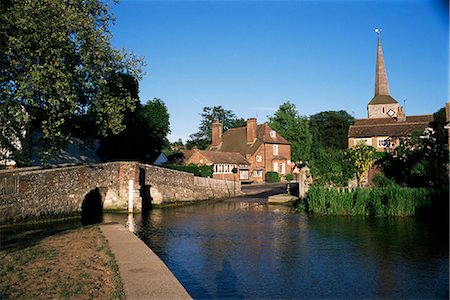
(98, 98), (170, 163)
(1, 0), (144, 162)
(268, 102), (312, 162)
(265, 171), (280, 183)
(285, 174), (294, 181)
(310, 110), (354, 150)
(309, 147), (354, 186)
(432, 107), (448, 147)
(378, 128), (448, 187)
(162, 164), (213, 178)
(307, 110), (355, 186)
(186, 106), (246, 150)
(372, 173), (397, 187)
(303, 185), (432, 217)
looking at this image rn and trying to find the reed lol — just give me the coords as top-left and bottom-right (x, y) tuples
(302, 185), (431, 217)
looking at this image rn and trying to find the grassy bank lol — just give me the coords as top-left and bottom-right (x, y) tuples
(300, 185), (447, 218)
(0, 226), (124, 299)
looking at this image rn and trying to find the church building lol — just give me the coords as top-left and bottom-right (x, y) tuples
(348, 31), (433, 151)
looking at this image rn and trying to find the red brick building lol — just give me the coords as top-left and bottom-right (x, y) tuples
(186, 118), (291, 183)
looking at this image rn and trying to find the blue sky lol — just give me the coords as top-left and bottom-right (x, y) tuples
(110, 0), (449, 142)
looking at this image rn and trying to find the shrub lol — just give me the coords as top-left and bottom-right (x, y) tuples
(161, 163), (213, 177)
(372, 173), (397, 187)
(285, 174), (294, 181)
(265, 172), (280, 183)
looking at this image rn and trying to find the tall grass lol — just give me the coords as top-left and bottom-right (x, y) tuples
(303, 185), (432, 217)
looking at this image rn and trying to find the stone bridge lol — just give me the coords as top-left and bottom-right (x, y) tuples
(0, 162), (241, 225)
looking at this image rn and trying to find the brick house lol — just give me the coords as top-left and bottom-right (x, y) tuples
(348, 33), (433, 151)
(185, 118), (291, 183)
(182, 149), (250, 181)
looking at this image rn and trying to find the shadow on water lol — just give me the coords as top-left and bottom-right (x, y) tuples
(215, 259), (243, 299)
(81, 187), (103, 225)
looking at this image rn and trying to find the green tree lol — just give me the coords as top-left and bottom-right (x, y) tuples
(432, 107), (448, 147)
(1, 0), (144, 163)
(378, 127), (448, 187)
(98, 98), (170, 163)
(310, 147), (355, 186)
(345, 142), (376, 187)
(309, 110), (354, 150)
(186, 106), (246, 149)
(268, 102), (312, 162)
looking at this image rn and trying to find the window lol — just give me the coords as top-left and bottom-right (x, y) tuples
(273, 144), (279, 156)
(214, 164), (235, 174)
(273, 162), (279, 173)
(377, 138), (389, 148)
(252, 170), (263, 177)
(256, 155), (262, 162)
(270, 130), (276, 138)
(280, 163), (286, 174)
(354, 138), (372, 146)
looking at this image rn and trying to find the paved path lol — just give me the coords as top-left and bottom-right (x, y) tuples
(100, 223), (192, 300)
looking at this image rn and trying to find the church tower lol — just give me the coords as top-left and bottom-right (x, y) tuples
(367, 30), (400, 119)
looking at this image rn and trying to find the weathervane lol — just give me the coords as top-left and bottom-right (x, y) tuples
(374, 28), (382, 38)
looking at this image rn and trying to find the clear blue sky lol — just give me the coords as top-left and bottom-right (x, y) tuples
(110, 0), (449, 143)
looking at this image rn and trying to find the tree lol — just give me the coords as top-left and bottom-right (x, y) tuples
(432, 107), (448, 147)
(98, 98), (170, 163)
(1, 0), (144, 163)
(345, 142), (376, 187)
(378, 128), (448, 187)
(186, 106), (246, 149)
(309, 110), (354, 150)
(268, 102), (312, 162)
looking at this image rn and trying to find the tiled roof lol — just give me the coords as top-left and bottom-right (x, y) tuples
(353, 115), (433, 126)
(208, 124), (289, 156)
(348, 115), (433, 138)
(193, 150), (249, 165)
(368, 95), (398, 105)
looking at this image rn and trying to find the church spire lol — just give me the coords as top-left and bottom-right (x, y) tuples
(374, 29), (390, 96)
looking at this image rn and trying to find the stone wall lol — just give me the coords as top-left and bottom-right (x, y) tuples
(0, 162), (240, 225)
(139, 164), (240, 204)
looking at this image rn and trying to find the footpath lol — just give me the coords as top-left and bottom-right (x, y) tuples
(100, 223), (192, 300)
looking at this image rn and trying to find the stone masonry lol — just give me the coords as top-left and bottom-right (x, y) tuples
(0, 162), (240, 225)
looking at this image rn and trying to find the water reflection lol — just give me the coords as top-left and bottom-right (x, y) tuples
(104, 202), (448, 299)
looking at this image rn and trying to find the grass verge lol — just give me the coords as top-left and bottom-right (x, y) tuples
(0, 226), (124, 299)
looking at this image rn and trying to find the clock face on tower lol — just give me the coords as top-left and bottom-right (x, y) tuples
(387, 109), (395, 117)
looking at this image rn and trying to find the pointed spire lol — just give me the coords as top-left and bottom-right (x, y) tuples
(374, 29), (390, 96)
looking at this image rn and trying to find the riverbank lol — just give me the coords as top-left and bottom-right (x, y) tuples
(0, 225), (124, 299)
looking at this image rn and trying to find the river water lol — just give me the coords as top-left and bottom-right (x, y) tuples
(104, 199), (449, 299)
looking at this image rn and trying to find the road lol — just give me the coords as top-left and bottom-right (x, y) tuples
(228, 182), (288, 202)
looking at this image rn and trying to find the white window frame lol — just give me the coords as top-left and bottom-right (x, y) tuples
(214, 164), (236, 174)
(273, 144), (279, 156)
(280, 163), (286, 174)
(354, 138), (372, 146)
(273, 162), (279, 173)
(256, 155), (262, 162)
(377, 137), (389, 148)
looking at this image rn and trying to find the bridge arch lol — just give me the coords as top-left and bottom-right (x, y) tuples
(80, 187), (106, 225)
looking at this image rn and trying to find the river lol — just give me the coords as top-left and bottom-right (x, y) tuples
(104, 199), (449, 299)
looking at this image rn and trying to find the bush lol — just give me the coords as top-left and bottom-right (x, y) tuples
(265, 172), (280, 183)
(162, 163), (213, 177)
(372, 173), (397, 187)
(285, 174), (294, 181)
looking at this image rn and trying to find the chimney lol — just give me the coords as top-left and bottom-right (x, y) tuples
(211, 120), (222, 146)
(247, 118), (257, 144)
(397, 106), (406, 122)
